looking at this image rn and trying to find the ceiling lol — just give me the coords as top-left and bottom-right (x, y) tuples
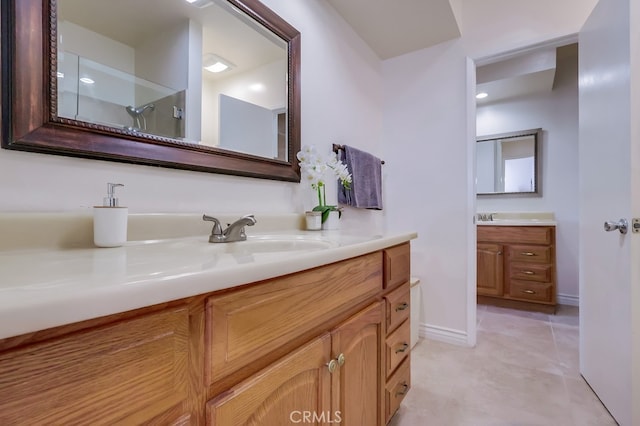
(58, 0), (285, 80)
(326, 0), (461, 60)
(59, 0), (573, 101)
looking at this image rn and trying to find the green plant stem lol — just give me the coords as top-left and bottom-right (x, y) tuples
(317, 185), (323, 207)
(322, 184), (326, 207)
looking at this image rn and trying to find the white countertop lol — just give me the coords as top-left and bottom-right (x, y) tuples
(476, 211), (557, 226)
(477, 219), (557, 226)
(0, 229), (417, 340)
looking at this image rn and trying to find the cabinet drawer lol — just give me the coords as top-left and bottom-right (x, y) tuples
(384, 243), (410, 289)
(386, 320), (410, 377)
(508, 245), (551, 263)
(385, 282), (410, 334)
(478, 226), (553, 245)
(509, 262), (552, 282)
(385, 357), (411, 423)
(206, 252), (382, 384)
(0, 307), (190, 425)
(508, 280), (553, 303)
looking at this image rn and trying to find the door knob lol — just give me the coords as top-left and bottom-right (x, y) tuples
(604, 219), (628, 234)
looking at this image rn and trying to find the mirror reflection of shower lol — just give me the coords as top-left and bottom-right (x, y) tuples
(125, 103), (155, 131)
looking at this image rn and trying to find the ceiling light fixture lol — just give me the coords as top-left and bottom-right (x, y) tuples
(79, 77), (95, 85)
(476, 92), (488, 99)
(203, 54), (234, 74)
(184, 0), (214, 8)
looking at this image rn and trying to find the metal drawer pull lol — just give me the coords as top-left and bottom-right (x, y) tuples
(395, 302), (409, 312)
(396, 382), (409, 396)
(521, 252), (536, 256)
(523, 271), (535, 275)
(522, 290), (536, 294)
(327, 359), (338, 374)
(395, 343), (409, 354)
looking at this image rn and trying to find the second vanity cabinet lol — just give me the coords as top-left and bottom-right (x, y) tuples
(477, 226), (557, 313)
(0, 242), (412, 425)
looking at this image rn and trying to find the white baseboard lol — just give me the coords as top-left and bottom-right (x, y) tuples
(557, 294), (579, 306)
(419, 323), (471, 347)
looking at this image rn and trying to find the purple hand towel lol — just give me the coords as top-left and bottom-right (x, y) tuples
(338, 145), (383, 210)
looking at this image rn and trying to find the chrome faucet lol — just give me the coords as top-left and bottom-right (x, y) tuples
(203, 214), (257, 243)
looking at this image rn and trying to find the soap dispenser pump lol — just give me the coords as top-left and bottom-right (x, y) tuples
(93, 183), (128, 247)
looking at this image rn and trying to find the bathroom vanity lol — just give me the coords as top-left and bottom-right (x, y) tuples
(0, 214), (415, 425)
(477, 214), (557, 313)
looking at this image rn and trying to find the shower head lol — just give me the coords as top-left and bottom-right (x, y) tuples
(126, 103), (155, 117)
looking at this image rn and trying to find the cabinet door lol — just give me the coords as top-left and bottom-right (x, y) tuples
(207, 333), (333, 425)
(331, 302), (384, 426)
(477, 243), (504, 296)
(0, 307), (191, 425)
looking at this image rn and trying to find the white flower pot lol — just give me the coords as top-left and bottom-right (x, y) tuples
(322, 211), (341, 230)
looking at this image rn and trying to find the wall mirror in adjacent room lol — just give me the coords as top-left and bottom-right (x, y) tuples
(476, 128), (541, 195)
(1, 0), (301, 181)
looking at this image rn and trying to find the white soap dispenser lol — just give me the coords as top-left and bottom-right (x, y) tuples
(93, 183), (128, 247)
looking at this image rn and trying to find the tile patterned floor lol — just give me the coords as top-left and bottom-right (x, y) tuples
(389, 305), (618, 426)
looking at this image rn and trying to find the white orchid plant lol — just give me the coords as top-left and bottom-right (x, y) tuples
(297, 145), (352, 223)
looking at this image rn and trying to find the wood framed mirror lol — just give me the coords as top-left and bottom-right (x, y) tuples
(1, 0), (301, 181)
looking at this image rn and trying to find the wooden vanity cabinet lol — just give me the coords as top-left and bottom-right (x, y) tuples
(477, 226), (556, 313)
(0, 242), (412, 425)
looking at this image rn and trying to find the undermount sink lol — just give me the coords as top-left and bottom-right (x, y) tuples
(137, 234), (337, 255)
(219, 235), (336, 253)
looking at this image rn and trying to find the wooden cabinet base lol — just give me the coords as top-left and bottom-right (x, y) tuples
(0, 243), (412, 426)
(478, 295), (556, 314)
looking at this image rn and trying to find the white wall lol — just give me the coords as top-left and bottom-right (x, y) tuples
(383, 0), (597, 345)
(384, 40), (471, 337)
(59, 21), (135, 74)
(476, 47), (579, 302)
(202, 59), (286, 147)
(0, 0), (383, 238)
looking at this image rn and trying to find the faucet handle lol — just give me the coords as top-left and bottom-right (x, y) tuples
(203, 214), (223, 236)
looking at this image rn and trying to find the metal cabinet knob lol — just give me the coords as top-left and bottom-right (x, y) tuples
(396, 382), (409, 397)
(604, 219), (628, 234)
(395, 303), (409, 312)
(327, 359), (338, 374)
(395, 343), (409, 354)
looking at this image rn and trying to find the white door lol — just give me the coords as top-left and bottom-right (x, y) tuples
(579, 0), (640, 424)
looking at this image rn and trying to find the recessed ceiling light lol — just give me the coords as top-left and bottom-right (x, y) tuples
(205, 62), (229, 73)
(203, 54), (234, 73)
(184, 0), (214, 8)
(79, 77), (95, 85)
(249, 83), (265, 92)
(476, 92), (488, 99)
(57, 71), (64, 78)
